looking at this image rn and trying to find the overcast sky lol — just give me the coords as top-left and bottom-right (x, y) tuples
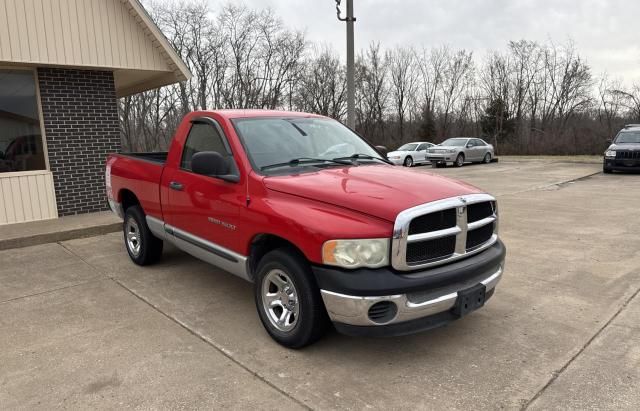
(226, 0), (640, 85)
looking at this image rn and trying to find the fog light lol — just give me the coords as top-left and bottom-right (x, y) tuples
(367, 301), (398, 324)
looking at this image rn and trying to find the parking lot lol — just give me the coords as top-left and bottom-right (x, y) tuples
(1, 158), (639, 410)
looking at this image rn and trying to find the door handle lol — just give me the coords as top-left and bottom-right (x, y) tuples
(169, 181), (184, 191)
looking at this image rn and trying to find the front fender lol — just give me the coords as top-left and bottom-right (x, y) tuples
(244, 190), (392, 264)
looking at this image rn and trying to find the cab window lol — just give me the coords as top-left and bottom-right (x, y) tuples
(181, 123), (229, 170)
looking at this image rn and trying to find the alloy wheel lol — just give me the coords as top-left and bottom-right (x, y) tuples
(261, 269), (300, 332)
(125, 217), (141, 257)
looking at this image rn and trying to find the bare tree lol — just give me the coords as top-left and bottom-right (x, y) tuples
(355, 43), (389, 143)
(294, 46), (347, 119)
(439, 48), (474, 137)
(387, 46), (418, 141)
(122, 2), (638, 156)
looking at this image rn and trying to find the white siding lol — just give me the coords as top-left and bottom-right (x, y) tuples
(0, 0), (172, 73)
(0, 171), (58, 225)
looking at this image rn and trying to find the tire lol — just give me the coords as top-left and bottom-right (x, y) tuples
(404, 156), (414, 167)
(483, 153), (492, 164)
(455, 153), (465, 167)
(603, 166), (613, 174)
(254, 248), (329, 348)
(123, 205), (163, 266)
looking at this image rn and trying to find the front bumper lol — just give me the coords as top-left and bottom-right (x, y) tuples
(604, 158), (640, 171)
(313, 240), (506, 336)
(387, 157), (405, 165)
(427, 153), (455, 162)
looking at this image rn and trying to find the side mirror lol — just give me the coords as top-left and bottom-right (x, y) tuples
(191, 151), (239, 183)
(375, 145), (388, 156)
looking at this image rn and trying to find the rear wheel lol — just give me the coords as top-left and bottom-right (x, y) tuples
(404, 156), (414, 167)
(254, 248), (329, 348)
(483, 153), (492, 164)
(123, 205), (163, 266)
(455, 153), (465, 167)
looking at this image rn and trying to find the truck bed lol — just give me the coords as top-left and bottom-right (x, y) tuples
(107, 152), (167, 219)
(118, 152), (168, 164)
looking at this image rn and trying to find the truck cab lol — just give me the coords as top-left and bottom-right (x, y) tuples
(106, 110), (506, 348)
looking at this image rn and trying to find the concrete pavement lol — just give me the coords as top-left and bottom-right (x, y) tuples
(1, 158), (639, 409)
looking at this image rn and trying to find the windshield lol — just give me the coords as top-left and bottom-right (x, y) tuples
(397, 143), (418, 151)
(232, 117), (384, 172)
(615, 131), (640, 144)
(440, 138), (468, 147)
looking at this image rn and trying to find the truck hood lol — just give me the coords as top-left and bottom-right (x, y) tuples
(264, 165), (483, 222)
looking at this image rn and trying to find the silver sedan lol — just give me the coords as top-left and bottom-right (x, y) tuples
(427, 138), (494, 167)
(386, 142), (434, 167)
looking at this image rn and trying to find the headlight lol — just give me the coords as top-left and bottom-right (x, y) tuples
(388, 156), (401, 160)
(605, 150), (616, 158)
(445, 149), (456, 153)
(322, 239), (389, 269)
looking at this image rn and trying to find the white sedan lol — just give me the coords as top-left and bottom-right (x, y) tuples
(386, 142), (435, 167)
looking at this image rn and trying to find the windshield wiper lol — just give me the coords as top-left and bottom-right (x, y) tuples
(333, 153), (391, 164)
(261, 157), (352, 171)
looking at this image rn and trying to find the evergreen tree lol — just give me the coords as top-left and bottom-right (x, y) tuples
(417, 104), (437, 141)
(480, 98), (514, 154)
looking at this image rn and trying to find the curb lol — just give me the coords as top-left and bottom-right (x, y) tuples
(0, 222), (121, 251)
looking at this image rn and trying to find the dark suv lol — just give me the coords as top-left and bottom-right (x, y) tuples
(604, 125), (640, 173)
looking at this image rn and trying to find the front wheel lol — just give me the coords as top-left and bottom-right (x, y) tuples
(483, 153), (492, 164)
(455, 153), (465, 167)
(404, 156), (414, 167)
(123, 205), (163, 266)
(254, 248), (329, 348)
(603, 166), (613, 174)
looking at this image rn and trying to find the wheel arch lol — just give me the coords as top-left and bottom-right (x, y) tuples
(248, 233), (309, 280)
(119, 189), (141, 212)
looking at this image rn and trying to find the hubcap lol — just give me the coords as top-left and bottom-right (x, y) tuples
(457, 156), (463, 166)
(262, 269), (299, 332)
(125, 217), (141, 257)
(484, 154), (491, 163)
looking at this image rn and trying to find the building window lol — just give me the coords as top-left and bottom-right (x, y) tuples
(0, 70), (46, 173)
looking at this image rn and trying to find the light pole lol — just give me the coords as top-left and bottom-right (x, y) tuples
(335, 0), (356, 129)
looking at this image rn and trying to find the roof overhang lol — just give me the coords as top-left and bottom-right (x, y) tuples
(0, 0), (191, 97)
(121, 0), (191, 96)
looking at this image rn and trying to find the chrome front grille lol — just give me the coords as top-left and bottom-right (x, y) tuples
(391, 194), (498, 271)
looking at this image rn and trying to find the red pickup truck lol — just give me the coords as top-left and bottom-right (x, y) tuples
(106, 110), (505, 348)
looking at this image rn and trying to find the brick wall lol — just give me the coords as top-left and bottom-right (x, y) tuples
(38, 68), (121, 216)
